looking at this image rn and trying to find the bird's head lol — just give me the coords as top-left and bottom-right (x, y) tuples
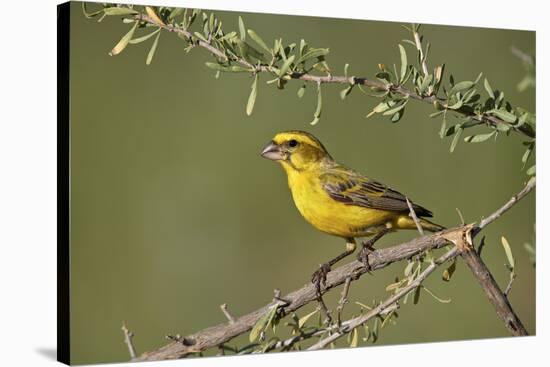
(260, 130), (332, 171)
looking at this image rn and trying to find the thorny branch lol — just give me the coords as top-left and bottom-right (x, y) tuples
(132, 178), (534, 361)
(132, 12), (535, 139)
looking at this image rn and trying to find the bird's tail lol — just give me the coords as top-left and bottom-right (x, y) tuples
(419, 218), (446, 233)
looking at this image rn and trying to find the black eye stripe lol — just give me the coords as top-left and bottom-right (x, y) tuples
(288, 139), (298, 147)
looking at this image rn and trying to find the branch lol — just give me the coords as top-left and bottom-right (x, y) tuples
(132, 177), (534, 361)
(476, 177), (535, 233)
(132, 12), (534, 140)
(459, 245), (527, 335)
(133, 231), (452, 361)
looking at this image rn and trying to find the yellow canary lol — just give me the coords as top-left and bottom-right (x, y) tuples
(260, 130), (444, 288)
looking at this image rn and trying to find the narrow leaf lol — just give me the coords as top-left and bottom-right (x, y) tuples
(350, 327), (359, 347)
(146, 30), (161, 65)
(450, 127), (463, 152)
(145, 6), (165, 26)
(278, 55), (295, 78)
(238, 16), (246, 41)
(484, 78), (495, 99)
(488, 109), (517, 123)
(398, 44), (407, 83)
(109, 21), (139, 56)
(382, 100), (408, 116)
(249, 305), (278, 342)
(298, 310), (318, 329)
(442, 260), (456, 281)
(340, 85), (353, 100)
(297, 84), (306, 98)
(448, 81), (474, 96)
(103, 7), (138, 16)
(501, 236), (515, 271)
(310, 84), (322, 125)
(247, 29), (271, 54)
(246, 74), (259, 116)
(129, 28), (161, 44)
(464, 131), (496, 143)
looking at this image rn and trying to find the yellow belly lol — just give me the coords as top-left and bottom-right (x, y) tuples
(287, 171), (396, 238)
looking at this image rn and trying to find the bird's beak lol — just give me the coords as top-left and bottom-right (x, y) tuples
(260, 141), (285, 161)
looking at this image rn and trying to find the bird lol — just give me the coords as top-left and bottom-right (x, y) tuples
(260, 130), (445, 293)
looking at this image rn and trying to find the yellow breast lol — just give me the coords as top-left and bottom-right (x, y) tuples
(284, 167), (394, 238)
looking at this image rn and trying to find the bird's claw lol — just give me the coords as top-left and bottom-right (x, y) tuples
(311, 263), (331, 294)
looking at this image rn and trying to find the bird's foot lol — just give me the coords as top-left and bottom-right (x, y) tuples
(311, 263), (331, 295)
(357, 243), (376, 271)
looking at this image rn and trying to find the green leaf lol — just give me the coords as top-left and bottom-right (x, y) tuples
(442, 260), (456, 281)
(81, 3), (104, 18)
(438, 113), (447, 139)
(488, 109), (517, 123)
(310, 84), (322, 125)
(382, 100), (408, 116)
(247, 29), (271, 54)
(296, 48), (330, 65)
(344, 63), (350, 78)
(109, 21), (139, 56)
(278, 55), (295, 78)
(448, 81), (474, 96)
(298, 310), (318, 329)
(103, 7), (138, 16)
(391, 109), (404, 123)
(146, 30), (161, 65)
(238, 16), (246, 41)
(446, 99), (463, 110)
(297, 84), (306, 98)
(450, 127), (463, 152)
(526, 164), (536, 176)
(204, 62), (249, 72)
(367, 101), (394, 117)
(249, 305), (278, 342)
(130, 28), (161, 44)
(246, 74), (259, 116)
(484, 78), (495, 99)
(522, 143), (534, 164)
(413, 286), (421, 304)
(398, 44), (407, 83)
(464, 131), (496, 143)
(350, 327), (359, 347)
(501, 236), (515, 271)
(340, 85), (354, 100)
(418, 74), (433, 94)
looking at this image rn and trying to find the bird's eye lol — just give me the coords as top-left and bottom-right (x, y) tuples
(288, 139), (298, 147)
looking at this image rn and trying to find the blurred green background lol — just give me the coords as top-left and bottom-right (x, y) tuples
(69, 2), (536, 364)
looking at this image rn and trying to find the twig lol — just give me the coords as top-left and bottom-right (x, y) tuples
(308, 247), (459, 350)
(456, 207), (465, 226)
(316, 293), (333, 326)
(336, 277), (352, 326)
(129, 12), (534, 140)
(504, 273), (517, 297)
(406, 197), (424, 235)
(476, 177), (535, 234)
(220, 304), (235, 324)
(121, 322), (137, 359)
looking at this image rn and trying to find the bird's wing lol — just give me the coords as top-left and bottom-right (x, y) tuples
(320, 165), (433, 217)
